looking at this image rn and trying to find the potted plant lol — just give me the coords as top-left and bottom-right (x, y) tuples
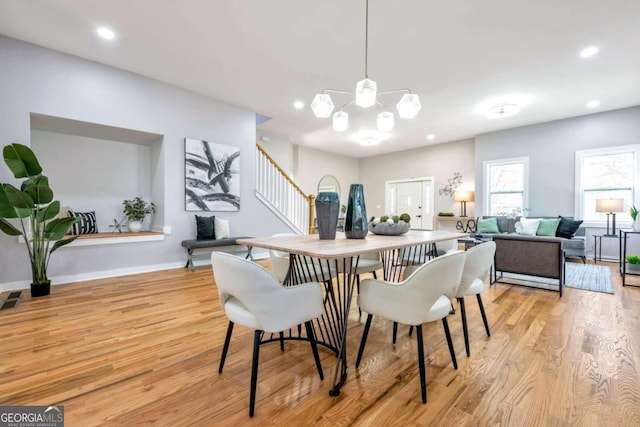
(630, 205), (638, 231)
(122, 197), (155, 232)
(0, 143), (79, 297)
(626, 254), (640, 272)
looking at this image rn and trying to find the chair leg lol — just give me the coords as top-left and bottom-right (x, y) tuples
(581, 256), (586, 264)
(476, 294), (491, 337)
(415, 324), (427, 403)
(408, 325), (414, 337)
(249, 330), (262, 417)
(357, 275), (362, 319)
(355, 314), (373, 368)
(458, 297), (470, 357)
(392, 321), (398, 344)
(219, 321), (234, 374)
(305, 321), (324, 380)
(279, 331), (285, 352)
(442, 317), (458, 370)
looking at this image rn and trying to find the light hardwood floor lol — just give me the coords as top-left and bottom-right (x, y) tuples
(1, 259), (639, 426)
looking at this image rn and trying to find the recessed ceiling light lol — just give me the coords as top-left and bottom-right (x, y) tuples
(485, 104), (520, 119)
(352, 131), (384, 146)
(426, 134), (435, 140)
(580, 46), (599, 58)
(293, 100), (305, 110)
(96, 27), (116, 40)
(586, 100), (600, 108)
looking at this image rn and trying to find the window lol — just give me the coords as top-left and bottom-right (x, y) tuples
(483, 157), (529, 216)
(576, 146), (639, 224)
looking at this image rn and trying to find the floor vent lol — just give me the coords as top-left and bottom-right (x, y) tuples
(0, 290), (23, 311)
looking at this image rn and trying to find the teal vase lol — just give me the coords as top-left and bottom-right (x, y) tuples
(345, 184), (368, 239)
(316, 192), (340, 240)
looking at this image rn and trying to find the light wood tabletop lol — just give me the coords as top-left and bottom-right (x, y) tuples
(237, 230), (466, 259)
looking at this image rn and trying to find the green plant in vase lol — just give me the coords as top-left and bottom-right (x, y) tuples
(0, 144), (79, 297)
(630, 205), (638, 231)
(626, 254), (640, 271)
(122, 197), (155, 232)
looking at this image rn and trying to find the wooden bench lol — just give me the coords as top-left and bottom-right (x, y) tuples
(181, 237), (254, 272)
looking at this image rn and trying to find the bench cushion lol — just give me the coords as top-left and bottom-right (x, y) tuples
(182, 237), (252, 249)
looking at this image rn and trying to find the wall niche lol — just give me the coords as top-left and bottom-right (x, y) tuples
(29, 113), (164, 232)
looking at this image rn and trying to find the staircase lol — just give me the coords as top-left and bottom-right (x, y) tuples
(255, 144), (314, 234)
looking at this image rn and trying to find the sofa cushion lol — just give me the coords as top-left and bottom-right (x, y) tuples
(537, 218), (561, 236)
(516, 218), (541, 236)
(556, 217), (583, 239)
(477, 217), (499, 233)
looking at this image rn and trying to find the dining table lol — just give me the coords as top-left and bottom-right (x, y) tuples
(237, 229), (465, 396)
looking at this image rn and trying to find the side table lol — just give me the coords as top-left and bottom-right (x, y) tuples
(619, 229), (640, 286)
(593, 234), (619, 263)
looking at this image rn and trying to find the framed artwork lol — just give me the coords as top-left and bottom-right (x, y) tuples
(185, 138), (240, 211)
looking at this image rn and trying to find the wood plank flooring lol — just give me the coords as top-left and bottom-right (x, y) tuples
(1, 260), (639, 426)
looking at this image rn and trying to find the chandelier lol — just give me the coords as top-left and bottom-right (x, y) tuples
(310, 0), (421, 133)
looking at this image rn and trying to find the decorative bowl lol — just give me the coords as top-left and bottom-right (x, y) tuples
(368, 222), (411, 235)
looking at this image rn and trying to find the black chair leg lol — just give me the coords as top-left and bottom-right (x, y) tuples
(458, 297), (470, 357)
(408, 325), (414, 337)
(416, 324), (427, 403)
(355, 314), (373, 368)
(305, 321), (324, 380)
(249, 330), (262, 417)
(279, 331), (285, 352)
(392, 321), (398, 344)
(219, 321), (234, 374)
(477, 294), (491, 337)
(357, 275), (362, 319)
(442, 317), (457, 369)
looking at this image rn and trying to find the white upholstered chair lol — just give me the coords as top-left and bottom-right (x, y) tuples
(211, 252), (324, 417)
(355, 251), (466, 403)
(455, 241), (496, 357)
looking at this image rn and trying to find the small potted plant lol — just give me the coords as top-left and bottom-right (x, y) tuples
(630, 205), (638, 231)
(0, 143), (79, 297)
(369, 213), (411, 235)
(122, 197), (155, 232)
(626, 254), (640, 272)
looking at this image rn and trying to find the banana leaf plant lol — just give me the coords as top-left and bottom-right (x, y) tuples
(0, 143), (78, 295)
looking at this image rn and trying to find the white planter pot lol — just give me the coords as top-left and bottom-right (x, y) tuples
(633, 219), (640, 231)
(128, 221), (142, 233)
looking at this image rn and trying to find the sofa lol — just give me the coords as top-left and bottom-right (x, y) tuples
(474, 216), (586, 263)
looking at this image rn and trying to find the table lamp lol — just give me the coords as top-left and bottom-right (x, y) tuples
(595, 198), (624, 236)
(454, 190), (474, 217)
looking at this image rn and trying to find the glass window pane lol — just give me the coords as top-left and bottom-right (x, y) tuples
(583, 152), (633, 190)
(490, 163), (524, 192)
(490, 193), (523, 216)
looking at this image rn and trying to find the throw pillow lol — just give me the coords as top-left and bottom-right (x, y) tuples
(195, 215), (216, 240)
(215, 218), (230, 239)
(68, 211), (98, 235)
(517, 217), (541, 236)
(556, 216), (583, 239)
(477, 217), (499, 234)
(537, 218), (561, 236)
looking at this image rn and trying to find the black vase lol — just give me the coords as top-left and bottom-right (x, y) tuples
(30, 280), (51, 297)
(345, 184), (368, 239)
(315, 192), (340, 240)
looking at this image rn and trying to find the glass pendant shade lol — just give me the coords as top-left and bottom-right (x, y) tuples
(355, 78), (377, 108)
(311, 94), (335, 118)
(396, 93), (421, 119)
(376, 111), (395, 132)
(333, 111), (349, 132)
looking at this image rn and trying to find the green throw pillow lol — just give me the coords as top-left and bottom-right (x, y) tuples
(477, 217), (500, 233)
(537, 218), (561, 236)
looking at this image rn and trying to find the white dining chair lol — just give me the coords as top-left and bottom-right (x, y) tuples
(355, 251), (466, 403)
(455, 241), (496, 357)
(211, 252), (324, 417)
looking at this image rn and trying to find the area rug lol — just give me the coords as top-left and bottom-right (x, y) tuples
(501, 263), (614, 294)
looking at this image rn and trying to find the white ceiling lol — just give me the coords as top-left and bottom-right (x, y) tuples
(1, 0), (639, 158)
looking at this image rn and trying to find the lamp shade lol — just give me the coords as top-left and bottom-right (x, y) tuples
(376, 111), (395, 132)
(355, 78), (377, 108)
(595, 198), (624, 213)
(332, 111), (349, 132)
(454, 190), (474, 202)
(311, 94), (335, 118)
(396, 94), (422, 119)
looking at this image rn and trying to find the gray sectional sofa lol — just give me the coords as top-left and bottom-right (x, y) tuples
(474, 215), (586, 263)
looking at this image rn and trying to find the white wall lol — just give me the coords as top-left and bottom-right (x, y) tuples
(359, 139), (476, 220)
(256, 129), (294, 176)
(0, 36), (292, 288)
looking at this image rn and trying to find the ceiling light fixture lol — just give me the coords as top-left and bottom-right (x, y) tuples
(485, 104), (520, 119)
(96, 27), (116, 40)
(352, 130), (385, 146)
(426, 134), (435, 141)
(586, 99), (600, 108)
(310, 0), (421, 133)
(293, 100), (305, 110)
(580, 46), (599, 58)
